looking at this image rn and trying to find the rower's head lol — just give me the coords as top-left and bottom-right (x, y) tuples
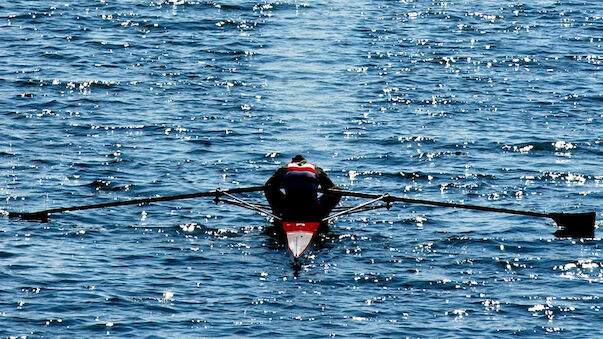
(291, 154), (305, 163)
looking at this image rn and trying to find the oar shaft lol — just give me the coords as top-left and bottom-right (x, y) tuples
(10, 186), (266, 219)
(219, 191), (281, 221)
(323, 194), (388, 222)
(327, 189), (549, 218)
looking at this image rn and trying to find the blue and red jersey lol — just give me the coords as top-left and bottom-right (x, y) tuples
(283, 162), (319, 193)
(265, 160), (336, 195)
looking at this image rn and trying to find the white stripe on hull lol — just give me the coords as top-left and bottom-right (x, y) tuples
(286, 231), (314, 258)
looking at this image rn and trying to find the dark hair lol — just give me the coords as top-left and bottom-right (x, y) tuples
(291, 154), (305, 162)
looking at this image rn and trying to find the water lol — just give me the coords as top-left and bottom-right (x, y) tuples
(1, 0), (601, 337)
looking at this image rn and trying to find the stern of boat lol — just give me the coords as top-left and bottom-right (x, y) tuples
(281, 221), (321, 258)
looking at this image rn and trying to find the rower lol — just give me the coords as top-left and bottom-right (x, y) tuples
(264, 155), (341, 222)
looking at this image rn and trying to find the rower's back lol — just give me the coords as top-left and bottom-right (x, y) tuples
(283, 160), (320, 221)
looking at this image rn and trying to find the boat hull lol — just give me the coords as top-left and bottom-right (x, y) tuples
(281, 221), (320, 258)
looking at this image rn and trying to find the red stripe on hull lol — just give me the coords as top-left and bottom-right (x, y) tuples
(282, 221), (320, 233)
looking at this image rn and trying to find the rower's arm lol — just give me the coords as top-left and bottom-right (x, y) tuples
(264, 167), (287, 213)
(265, 167), (287, 189)
(316, 167), (336, 189)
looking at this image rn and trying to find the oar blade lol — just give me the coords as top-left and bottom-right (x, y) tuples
(9, 211), (49, 222)
(551, 212), (596, 238)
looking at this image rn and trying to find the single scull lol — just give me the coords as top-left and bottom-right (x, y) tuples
(7, 185), (597, 259)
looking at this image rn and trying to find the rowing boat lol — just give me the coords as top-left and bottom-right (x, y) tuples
(214, 189), (389, 258)
(7, 185), (597, 259)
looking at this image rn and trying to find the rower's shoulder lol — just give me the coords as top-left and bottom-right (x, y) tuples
(314, 164), (327, 173)
(273, 165), (289, 176)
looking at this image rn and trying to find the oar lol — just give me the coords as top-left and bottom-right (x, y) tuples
(8, 186), (266, 222)
(327, 189), (596, 238)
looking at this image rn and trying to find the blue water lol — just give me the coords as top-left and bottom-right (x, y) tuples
(1, 0), (601, 337)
